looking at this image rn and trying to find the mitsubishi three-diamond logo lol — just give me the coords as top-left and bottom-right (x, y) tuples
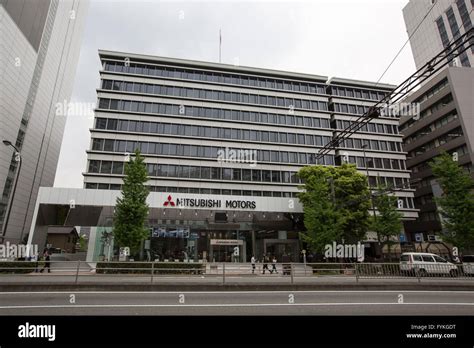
(163, 195), (175, 207)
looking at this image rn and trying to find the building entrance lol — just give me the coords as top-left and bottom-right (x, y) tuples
(209, 239), (245, 262)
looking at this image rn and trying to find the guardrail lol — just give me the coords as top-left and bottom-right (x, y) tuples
(0, 261), (472, 285)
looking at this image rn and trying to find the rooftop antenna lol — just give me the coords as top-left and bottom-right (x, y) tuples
(219, 29), (222, 63)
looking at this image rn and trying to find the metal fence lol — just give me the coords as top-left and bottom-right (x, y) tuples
(0, 261), (472, 284)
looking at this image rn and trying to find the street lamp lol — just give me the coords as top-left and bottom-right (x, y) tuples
(1, 140), (22, 244)
(361, 143), (377, 218)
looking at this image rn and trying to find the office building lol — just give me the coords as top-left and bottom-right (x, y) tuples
(400, 67), (473, 241)
(401, 0), (473, 242)
(67, 50), (416, 261)
(403, 0), (473, 70)
(0, 0), (88, 243)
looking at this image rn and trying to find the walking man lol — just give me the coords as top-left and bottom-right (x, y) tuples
(39, 249), (51, 273)
(262, 254), (270, 274)
(251, 255), (256, 274)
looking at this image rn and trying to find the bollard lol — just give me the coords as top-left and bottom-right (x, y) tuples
(74, 261), (81, 284)
(222, 263), (226, 284)
(290, 263), (294, 284)
(151, 262), (154, 284)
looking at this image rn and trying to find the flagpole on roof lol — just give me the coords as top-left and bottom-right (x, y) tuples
(219, 28), (222, 63)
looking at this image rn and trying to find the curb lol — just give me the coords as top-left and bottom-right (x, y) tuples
(1, 282), (474, 292)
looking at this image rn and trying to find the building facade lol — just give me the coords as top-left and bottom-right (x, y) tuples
(75, 50), (417, 262)
(0, 0), (88, 244)
(399, 67), (474, 241)
(403, 0), (473, 70)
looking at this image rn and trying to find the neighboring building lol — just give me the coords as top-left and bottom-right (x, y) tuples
(401, 0), (473, 242)
(58, 50), (416, 262)
(399, 67), (474, 241)
(0, 0), (89, 244)
(403, 0), (473, 71)
(46, 226), (79, 253)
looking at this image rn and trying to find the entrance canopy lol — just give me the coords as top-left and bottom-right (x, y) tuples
(27, 187), (304, 247)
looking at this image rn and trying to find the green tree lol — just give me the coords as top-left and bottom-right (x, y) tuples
(371, 184), (403, 259)
(112, 149), (150, 256)
(429, 152), (474, 251)
(298, 164), (371, 253)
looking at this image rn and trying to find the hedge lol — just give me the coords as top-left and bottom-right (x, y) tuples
(0, 261), (38, 274)
(96, 262), (204, 275)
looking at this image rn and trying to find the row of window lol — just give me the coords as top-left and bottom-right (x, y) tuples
(455, 0), (474, 54)
(331, 86), (387, 101)
(104, 61), (328, 95)
(90, 138), (335, 165)
(85, 182), (300, 197)
(410, 144), (469, 174)
(94, 117), (332, 147)
(340, 138), (403, 153)
(445, 6), (471, 67)
(88, 160), (303, 183)
(404, 111), (458, 145)
(335, 119), (399, 135)
(101, 79), (329, 111)
(86, 160), (411, 191)
(414, 194), (434, 207)
(413, 78), (448, 105)
(407, 128), (464, 159)
(333, 102), (399, 118)
(97, 98), (332, 128)
(103, 61), (394, 102)
(419, 211), (440, 222)
(343, 155), (407, 171)
(400, 94), (454, 132)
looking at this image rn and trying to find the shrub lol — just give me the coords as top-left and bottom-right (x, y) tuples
(96, 262), (204, 275)
(0, 261), (37, 274)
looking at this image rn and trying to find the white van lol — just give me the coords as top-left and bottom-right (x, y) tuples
(400, 252), (458, 277)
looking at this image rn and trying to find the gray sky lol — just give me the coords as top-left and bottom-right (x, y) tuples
(54, 0), (415, 188)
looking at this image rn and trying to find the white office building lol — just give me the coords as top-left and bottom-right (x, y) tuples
(28, 50), (417, 262)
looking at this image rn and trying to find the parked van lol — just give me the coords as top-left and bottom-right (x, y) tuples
(400, 252), (458, 277)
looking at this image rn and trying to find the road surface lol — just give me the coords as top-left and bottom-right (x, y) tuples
(0, 290), (473, 315)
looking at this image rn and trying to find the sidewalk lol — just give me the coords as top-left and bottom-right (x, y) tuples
(1, 272), (473, 291)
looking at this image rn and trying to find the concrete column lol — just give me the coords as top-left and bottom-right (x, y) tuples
(251, 230), (256, 257)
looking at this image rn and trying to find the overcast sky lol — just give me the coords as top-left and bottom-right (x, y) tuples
(54, 0), (416, 188)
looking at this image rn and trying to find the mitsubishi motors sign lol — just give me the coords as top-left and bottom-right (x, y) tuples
(163, 195), (256, 210)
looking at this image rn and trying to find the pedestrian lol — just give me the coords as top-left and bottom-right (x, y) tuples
(251, 255), (256, 274)
(262, 254), (270, 274)
(32, 251), (39, 273)
(39, 249), (51, 273)
(271, 255), (278, 274)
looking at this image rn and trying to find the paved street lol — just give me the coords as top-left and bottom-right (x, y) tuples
(0, 290), (472, 315)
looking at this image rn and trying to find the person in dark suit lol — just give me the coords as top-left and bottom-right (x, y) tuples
(262, 254), (270, 274)
(39, 249), (51, 273)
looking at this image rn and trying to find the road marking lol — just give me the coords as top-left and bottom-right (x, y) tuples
(0, 302), (473, 309)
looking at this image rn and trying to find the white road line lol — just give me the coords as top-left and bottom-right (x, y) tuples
(0, 290), (473, 295)
(0, 302), (473, 309)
